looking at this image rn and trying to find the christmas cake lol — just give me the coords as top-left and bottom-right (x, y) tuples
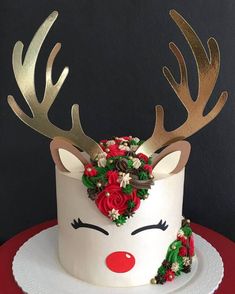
(8, 9), (227, 287)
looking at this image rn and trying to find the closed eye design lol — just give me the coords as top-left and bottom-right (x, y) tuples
(131, 219), (168, 235)
(71, 218), (109, 236)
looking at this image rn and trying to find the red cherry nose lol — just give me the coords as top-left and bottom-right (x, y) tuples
(106, 251), (135, 273)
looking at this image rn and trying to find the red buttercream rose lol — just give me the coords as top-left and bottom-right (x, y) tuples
(129, 190), (141, 211)
(143, 164), (153, 174)
(106, 144), (126, 158)
(189, 235), (195, 257)
(95, 184), (140, 218)
(84, 164), (97, 177)
(164, 270), (175, 282)
(177, 235), (187, 246)
(137, 153), (149, 163)
(114, 139), (122, 144)
(115, 136), (131, 144)
(99, 140), (107, 149)
(179, 246), (187, 256)
(107, 171), (119, 184)
(122, 136), (132, 140)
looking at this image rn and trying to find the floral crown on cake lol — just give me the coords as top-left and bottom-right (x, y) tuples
(8, 10), (228, 225)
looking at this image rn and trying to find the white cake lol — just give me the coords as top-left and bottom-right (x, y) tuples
(8, 8), (227, 289)
(54, 142), (187, 286)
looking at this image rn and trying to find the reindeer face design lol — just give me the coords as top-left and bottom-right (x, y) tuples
(51, 138), (190, 286)
(8, 9), (227, 287)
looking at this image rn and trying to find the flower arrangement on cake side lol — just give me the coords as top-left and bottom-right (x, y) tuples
(152, 218), (195, 285)
(82, 136), (154, 225)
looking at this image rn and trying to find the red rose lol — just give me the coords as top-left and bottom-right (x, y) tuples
(106, 144), (126, 158)
(84, 164), (97, 177)
(99, 140), (108, 150)
(164, 270), (175, 282)
(114, 136), (131, 144)
(137, 153), (149, 163)
(189, 235), (195, 257)
(107, 171), (119, 184)
(114, 138), (122, 144)
(143, 164), (153, 174)
(95, 184), (140, 217)
(100, 145), (106, 151)
(122, 136), (132, 140)
(129, 190), (141, 211)
(177, 235), (187, 246)
(179, 246), (187, 256)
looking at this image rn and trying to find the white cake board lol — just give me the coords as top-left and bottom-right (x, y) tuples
(12, 226), (223, 294)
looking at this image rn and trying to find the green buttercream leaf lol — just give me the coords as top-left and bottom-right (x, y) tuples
(129, 139), (138, 145)
(182, 226), (192, 237)
(139, 171), (148, 180)
(106, 159), (115, 170)
(177, 256), (183, 266)
(122, 185), (133, 195)
(157, 266), (166, 275)
(137, 189), (148, 197)
(92, 173), (107, 184)
(175, 256), (184, 276)
(127, 200), (135, 209)
(127, 160), (133, 168)
(166, 240), (182, 263)
(95, 167), (107, 175)
(114, 215), (127, 225)
(82, 175), (96, 189)
(88, 167), (108, 183)
(148, 157), (153, 165)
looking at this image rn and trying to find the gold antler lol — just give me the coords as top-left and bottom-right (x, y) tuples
(137, 10), (228, 157)
(7, 11), (103, 159)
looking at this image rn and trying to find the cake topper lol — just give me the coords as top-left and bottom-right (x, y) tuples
(8, 10), (227, 226)
(7, 11), (103, 160)
(137, 10), (228, 156)
(8, 10), (228, 159)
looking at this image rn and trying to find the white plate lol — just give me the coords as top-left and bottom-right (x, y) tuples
(12, 226), (223, 294)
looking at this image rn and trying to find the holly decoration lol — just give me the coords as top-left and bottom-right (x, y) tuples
(151, 218), (195, 285)
(82, 136), (154, 225)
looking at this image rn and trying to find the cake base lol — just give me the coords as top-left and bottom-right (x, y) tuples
(12, 226), (223, 294)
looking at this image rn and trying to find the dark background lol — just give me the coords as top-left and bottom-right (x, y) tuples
(0, 0), (234, 244)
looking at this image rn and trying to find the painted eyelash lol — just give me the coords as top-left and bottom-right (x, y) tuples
(131, 219), (168, 235)
(71, 218), (109, 236)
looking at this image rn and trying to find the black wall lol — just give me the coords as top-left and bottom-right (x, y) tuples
(0, 0), (234, 243)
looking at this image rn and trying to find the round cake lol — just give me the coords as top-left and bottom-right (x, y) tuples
(54, 137), (190, 286)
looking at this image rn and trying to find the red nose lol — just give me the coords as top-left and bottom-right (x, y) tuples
(106, 251), (135, 273)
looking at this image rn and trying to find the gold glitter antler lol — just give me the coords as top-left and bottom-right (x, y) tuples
(7, 11), (103, 159)
(137, 10), (228, 157)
